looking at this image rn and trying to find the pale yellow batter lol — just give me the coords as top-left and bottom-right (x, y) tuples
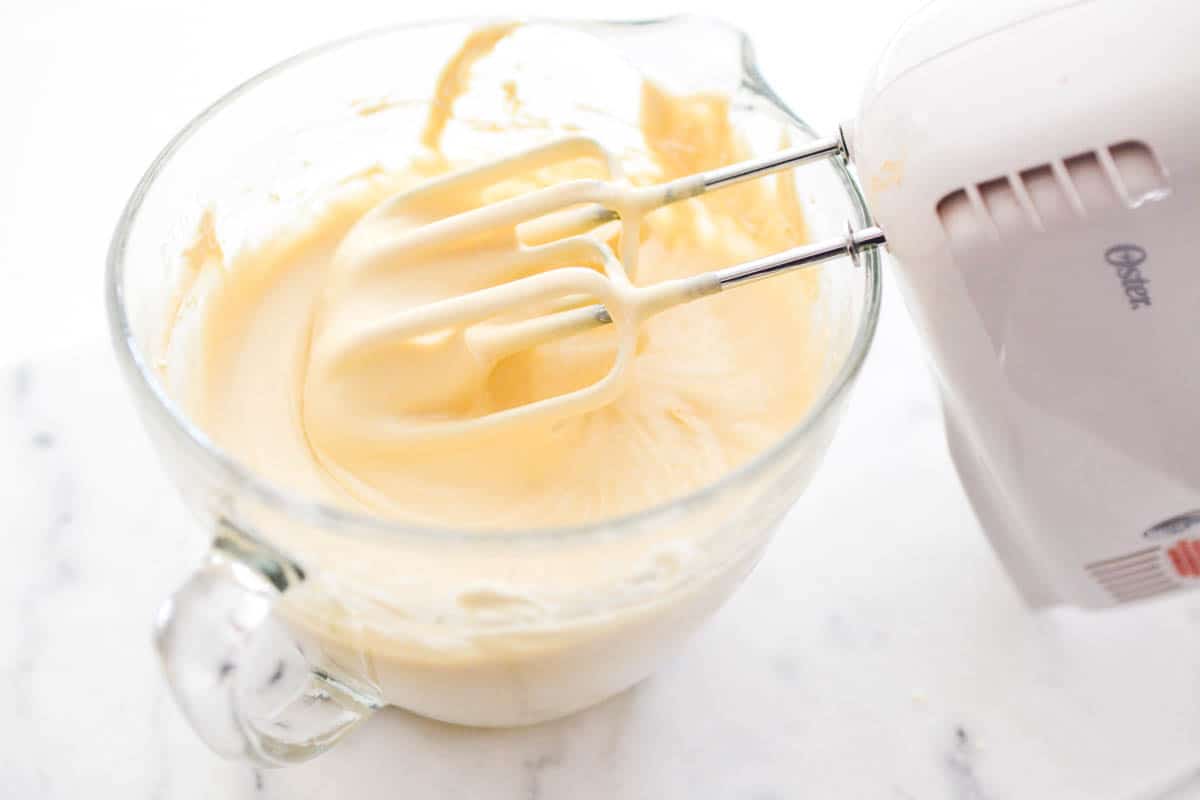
(158, 23), (836, 728)
(180, 25), (822, 531)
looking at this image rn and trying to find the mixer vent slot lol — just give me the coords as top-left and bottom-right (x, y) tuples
(1086, 547), (1178, 604)
(937, 141), (1168, 236)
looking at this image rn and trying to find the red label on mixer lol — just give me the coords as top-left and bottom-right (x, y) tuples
(1168, 540), (1200, 579)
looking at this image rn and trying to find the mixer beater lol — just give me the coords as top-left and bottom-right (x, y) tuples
(305, 132), (884, 445)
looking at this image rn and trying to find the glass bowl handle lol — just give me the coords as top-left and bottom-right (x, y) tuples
(153, 521), (379, 766)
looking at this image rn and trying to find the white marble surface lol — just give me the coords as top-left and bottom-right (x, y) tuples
(5, 1), (1200, 797)
(4, 285), (1200, 799)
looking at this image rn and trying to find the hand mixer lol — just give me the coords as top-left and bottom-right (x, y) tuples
(311, 0), (1200, 610)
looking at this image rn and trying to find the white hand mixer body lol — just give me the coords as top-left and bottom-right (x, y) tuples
(852, 0), (1200, 608)
(310, 0), (1200, 609)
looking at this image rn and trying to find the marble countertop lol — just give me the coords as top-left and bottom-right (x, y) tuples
(4, 282), (1200, 799)
(5, 2), (1200, 797)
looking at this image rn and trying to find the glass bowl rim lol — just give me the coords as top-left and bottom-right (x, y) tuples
(105, 14), (883, 545)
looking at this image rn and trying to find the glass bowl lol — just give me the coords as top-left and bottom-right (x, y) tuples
(106, 16), (880, 765)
